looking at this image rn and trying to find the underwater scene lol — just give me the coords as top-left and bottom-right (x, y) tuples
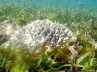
(0, 0), (97, 72)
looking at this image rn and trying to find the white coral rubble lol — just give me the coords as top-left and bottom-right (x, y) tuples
(1, 19), (78, 60)
(0, 19), (18, 39)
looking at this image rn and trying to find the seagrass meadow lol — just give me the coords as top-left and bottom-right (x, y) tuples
(0, 0), (97, 72)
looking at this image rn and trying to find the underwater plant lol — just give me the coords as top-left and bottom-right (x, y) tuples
(0, 1), (97, 71)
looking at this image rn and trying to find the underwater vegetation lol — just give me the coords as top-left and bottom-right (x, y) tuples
(0, 1), (97, 72)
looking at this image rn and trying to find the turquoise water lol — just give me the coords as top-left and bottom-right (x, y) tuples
(0, 0), (97, 12)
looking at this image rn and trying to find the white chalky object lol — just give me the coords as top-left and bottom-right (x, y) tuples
(1, 19), (78, 60)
